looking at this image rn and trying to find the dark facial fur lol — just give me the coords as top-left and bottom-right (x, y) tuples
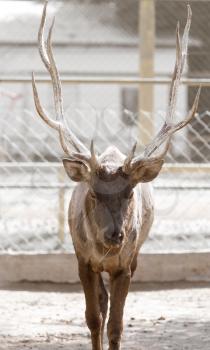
(89, 166), (134, 248)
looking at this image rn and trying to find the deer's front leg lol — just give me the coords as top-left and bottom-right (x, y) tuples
(78, 260), (103, 350)
(107, 269), (131, 350)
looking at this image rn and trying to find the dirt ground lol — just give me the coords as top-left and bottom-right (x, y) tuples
(0, 282), (209, 350)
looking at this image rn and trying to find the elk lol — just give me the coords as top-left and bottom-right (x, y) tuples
(32, 3), (200, 350)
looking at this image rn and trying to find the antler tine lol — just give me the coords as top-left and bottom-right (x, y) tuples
(167, 5), (192, 124)
(90, 140), (98, 169)
(122, 142), (137, 173)
(32, 1), (60, 130)
(46, 16), (63, 122)
(132, 5), (200, 162)
(142, 86), (201, 159)
(38, 0), (50, 71)
(39, 0), (64, 122)
(166, 22), (181, 124)
(32, 72), (60, 131)
(32, 0), (90, 156)
(46, 17), (88, 153)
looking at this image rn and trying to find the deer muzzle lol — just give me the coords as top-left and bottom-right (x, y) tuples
(104, 230), (124, 248)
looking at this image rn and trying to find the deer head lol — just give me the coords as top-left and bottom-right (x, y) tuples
(32, 2), (200, 249)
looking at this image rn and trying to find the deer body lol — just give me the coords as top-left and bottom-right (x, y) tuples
(32, 3), (199, 350)
(67, 148), (155, 350)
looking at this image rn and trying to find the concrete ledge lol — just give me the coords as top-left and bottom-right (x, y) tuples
(0, 252), (210, 283)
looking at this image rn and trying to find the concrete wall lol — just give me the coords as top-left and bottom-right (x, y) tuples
(1, 252), (210, 283)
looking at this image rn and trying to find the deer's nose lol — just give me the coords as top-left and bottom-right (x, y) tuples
(104, 230), (124, 245)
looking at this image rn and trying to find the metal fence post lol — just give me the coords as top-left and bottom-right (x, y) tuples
(139, 0), (155, 146)
(58, 167), (65, 243)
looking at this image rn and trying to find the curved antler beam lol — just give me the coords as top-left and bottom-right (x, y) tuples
(32, 0), (90, 157)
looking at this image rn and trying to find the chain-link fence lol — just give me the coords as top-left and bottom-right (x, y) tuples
(1, 0), (210, 254)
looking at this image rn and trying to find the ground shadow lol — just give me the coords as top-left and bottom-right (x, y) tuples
(0, 281), (210, 293)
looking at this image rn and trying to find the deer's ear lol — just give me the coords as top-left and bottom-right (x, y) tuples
(62, 158), (90, 182)
(130, 159), (164, 184)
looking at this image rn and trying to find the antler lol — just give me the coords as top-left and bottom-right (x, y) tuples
(32, 0), (93, 160)
(124, 5), (200, 169)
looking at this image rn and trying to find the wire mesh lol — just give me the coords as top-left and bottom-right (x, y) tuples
(1, 82), (210, 254)
(1, 0), (210, 253)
